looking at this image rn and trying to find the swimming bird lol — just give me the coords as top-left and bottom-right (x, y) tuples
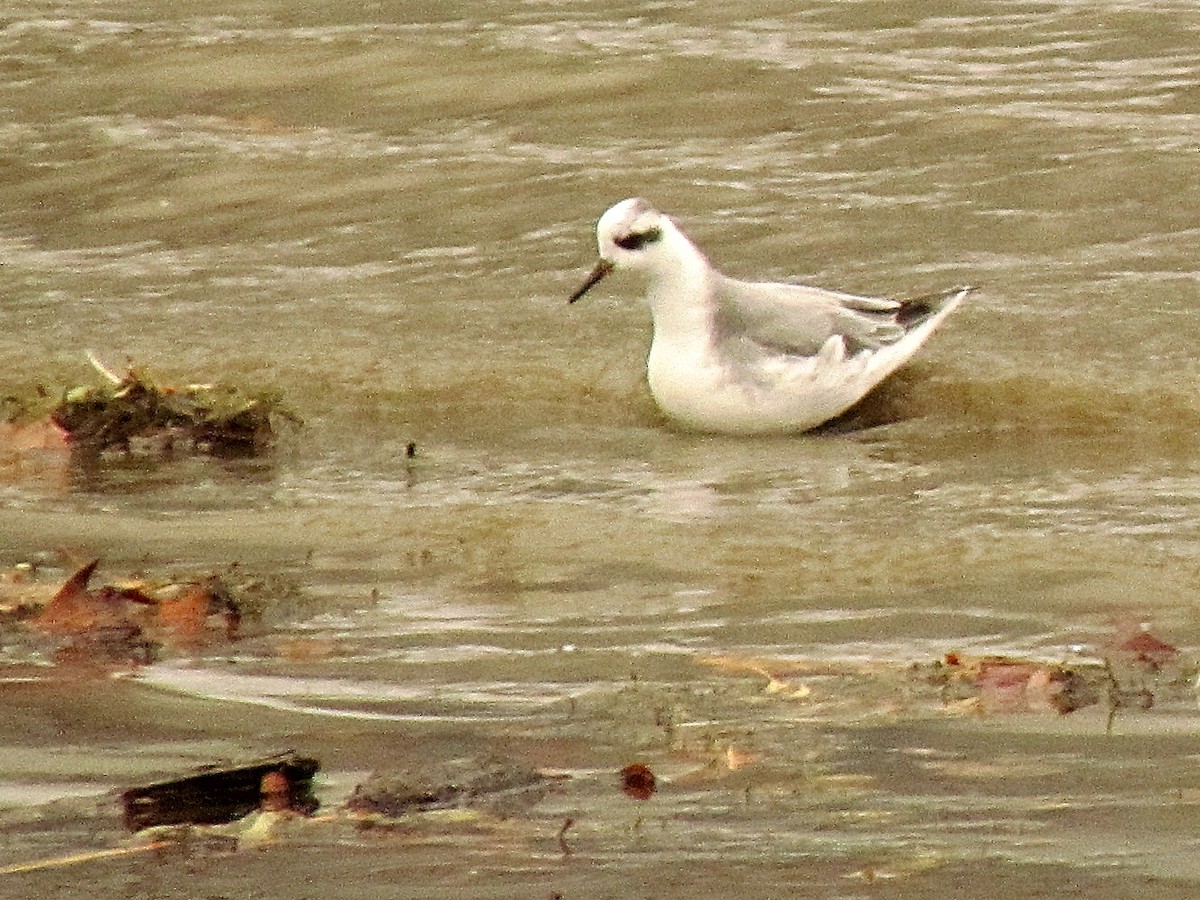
(568, 197), (970, 434)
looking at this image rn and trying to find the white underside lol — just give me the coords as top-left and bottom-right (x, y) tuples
(646, 288), (968, 434)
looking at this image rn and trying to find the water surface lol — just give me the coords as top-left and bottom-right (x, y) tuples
(2, 2), (1200, 896)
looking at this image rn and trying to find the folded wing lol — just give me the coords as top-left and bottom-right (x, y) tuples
(712, 278), (907, 357)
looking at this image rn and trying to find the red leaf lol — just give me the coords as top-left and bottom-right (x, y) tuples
(32, 560), (115, 634)
(620, 763), (656, 800)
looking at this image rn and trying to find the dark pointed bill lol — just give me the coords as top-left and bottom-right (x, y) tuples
(568, 259), (614, 303)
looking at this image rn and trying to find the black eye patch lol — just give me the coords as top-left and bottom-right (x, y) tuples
(614, 227), (662, 251)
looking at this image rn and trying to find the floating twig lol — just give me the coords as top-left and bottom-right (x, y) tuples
(0, 840), (173, 876)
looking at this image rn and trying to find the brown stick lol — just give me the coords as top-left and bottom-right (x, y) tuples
(557, 817), (574, 856)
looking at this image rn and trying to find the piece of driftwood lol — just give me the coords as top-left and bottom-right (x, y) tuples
(121, 752), (319, 832)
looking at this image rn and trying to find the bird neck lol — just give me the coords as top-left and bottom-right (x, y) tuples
(645, 234), (716, 350)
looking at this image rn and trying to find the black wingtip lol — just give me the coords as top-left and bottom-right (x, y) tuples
(896, 285), (972, 327)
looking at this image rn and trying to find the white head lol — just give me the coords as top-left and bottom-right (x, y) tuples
(568, 198), (695, 303)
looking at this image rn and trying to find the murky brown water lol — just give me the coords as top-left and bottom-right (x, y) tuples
(3, 1), (1200, 896)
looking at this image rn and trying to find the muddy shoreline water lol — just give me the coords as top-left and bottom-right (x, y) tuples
(4, 645), (1200, 899)
(6, 0), (1200, 896)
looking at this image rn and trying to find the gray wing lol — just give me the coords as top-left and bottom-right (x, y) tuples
(712, 277), (905, 357)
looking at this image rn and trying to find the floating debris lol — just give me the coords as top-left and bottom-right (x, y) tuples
(697, 654), (821, 700)
(6, 559), (250, 667)
(0, 839), (177, 876)
(0, 749), (557, 872)
(121, 752), (320, 832)
(923, 630), (1195, 724)
(973, 657), (1098, 715)
(1107, 625), (1180, 672)
(345, 755), (549, 822)
(922, 653), (1099, 715)
(705, 628), (1194, 727)
(0, 752), (322, 873)
(557, 817), (574, 856)
(619, 763), (656, 800)
(6, 353), (300, 460)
